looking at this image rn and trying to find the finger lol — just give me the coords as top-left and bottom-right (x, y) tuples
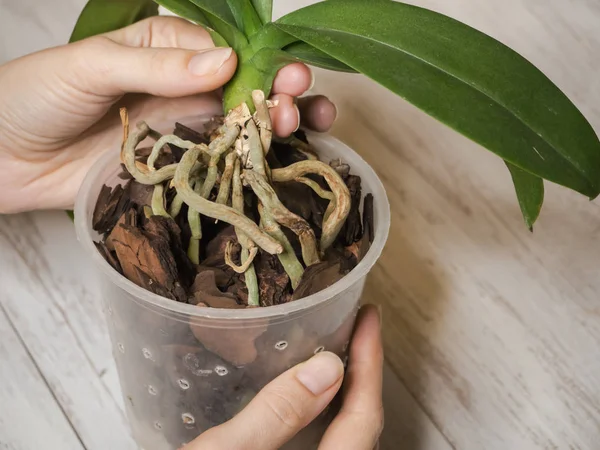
(71, 36), (237, 97)
(189, 351), (344, 450)
(270, 93), (300, 137)
(103, 16), (214, 50)
(319, 305), (384, 450)
(298, 95), (338, 132)
(272, 63), (313, 97)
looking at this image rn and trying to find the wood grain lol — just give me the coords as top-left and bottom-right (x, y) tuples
(0, 213), (137, 450)
(0, 305), (84, 450)
(1, 0), (600, 449)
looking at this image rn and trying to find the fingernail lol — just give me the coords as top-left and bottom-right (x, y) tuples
(293, 104), (301, 132)
(188, 47), (232, 76)
(332, 101), (339, 124)
(308, 69), (316, 91)
(296, 352), (344, 395)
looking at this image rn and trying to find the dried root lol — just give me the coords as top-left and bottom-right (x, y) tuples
(225, 241), (258, 274)
(117, 90), (354, 306)
(271, 161), (351, 252)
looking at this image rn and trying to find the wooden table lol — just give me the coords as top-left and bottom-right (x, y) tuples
(1, 1), (599, 449)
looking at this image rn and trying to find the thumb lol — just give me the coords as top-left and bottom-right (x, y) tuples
(187, 351), (345, 450)
(70, 36), (237, 98)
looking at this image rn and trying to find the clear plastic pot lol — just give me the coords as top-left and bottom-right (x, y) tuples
(74, 119), (390, 450)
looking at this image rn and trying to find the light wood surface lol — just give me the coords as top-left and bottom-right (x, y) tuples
(1, 1), (599, 449)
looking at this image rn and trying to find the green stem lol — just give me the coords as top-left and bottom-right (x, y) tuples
(223, 59), (265, 114)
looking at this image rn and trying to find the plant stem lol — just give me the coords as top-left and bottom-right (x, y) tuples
(223, 58), (265, 114)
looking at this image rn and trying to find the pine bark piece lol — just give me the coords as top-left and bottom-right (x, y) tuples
(190, 271), (242, 309)
(92, 184), (130, 235)
(190, 318), (268, 367)
(254, 252), (292, 307)
(274, 181), (313, 222)
(94, 241), (122, 274)
(292, 261), (344, 301)
(196, 266), (234, 290)
(110, 222), (184, 302)
(105, 207), (137, 252)
(338, 175), (363, 246)
(143, 216), (196, 290)
(174, 122), (210, 145)
(363, 193), (375, 244)
(203, 226), (240, 268)
(127, 181), (154, 209)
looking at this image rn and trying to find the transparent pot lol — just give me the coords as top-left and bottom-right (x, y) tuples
(74, 119), (390, 450)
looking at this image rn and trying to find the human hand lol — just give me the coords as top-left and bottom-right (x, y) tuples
(183, 304), (384, 450)
(0, 16), (337, 214)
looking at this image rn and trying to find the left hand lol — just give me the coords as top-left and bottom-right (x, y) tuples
(0, 16), (337, 214)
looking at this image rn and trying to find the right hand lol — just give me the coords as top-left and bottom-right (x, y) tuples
(184, 304), (384, 450)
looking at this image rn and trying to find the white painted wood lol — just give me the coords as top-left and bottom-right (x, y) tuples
(0, 306), (84, 450)
(0, 213), (137, 450)
(0, 1), (600, 450)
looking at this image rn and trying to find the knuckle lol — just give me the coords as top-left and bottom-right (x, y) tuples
(144, 16), (193, 48)
(70, 36), (114, 78)
(262, 388), (306, 431)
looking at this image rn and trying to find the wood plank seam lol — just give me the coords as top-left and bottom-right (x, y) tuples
(0, 301), (87, 449)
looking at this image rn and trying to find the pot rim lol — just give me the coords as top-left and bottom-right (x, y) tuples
(74, 124), (390, 321)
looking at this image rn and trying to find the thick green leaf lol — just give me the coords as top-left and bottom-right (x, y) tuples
(276, 0), (600, 200)
(283, 42), (357, 73)
(506, 163), (544, 230)
(251, 0), (272, 24)
(153, 0), (210, 27)
(69, 0), (158, 43)
(187, 0), (236, 26)
(226, 0), (263, 36)
(188, 0), (247, 50)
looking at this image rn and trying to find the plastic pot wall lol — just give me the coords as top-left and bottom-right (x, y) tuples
(75, 125), (390, 450)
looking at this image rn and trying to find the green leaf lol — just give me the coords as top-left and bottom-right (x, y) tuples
(69, 0), (158, 43)
(276, 0), (600, 200)
(226, 0), (263, 36)
(153, 0), (210, 27)
(188, 0), (248, 50)
(283, 42), (357, 73)
(187, 0), (237, 26)
(251, 0), (272, 24)
(506, 163), (544, 230)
